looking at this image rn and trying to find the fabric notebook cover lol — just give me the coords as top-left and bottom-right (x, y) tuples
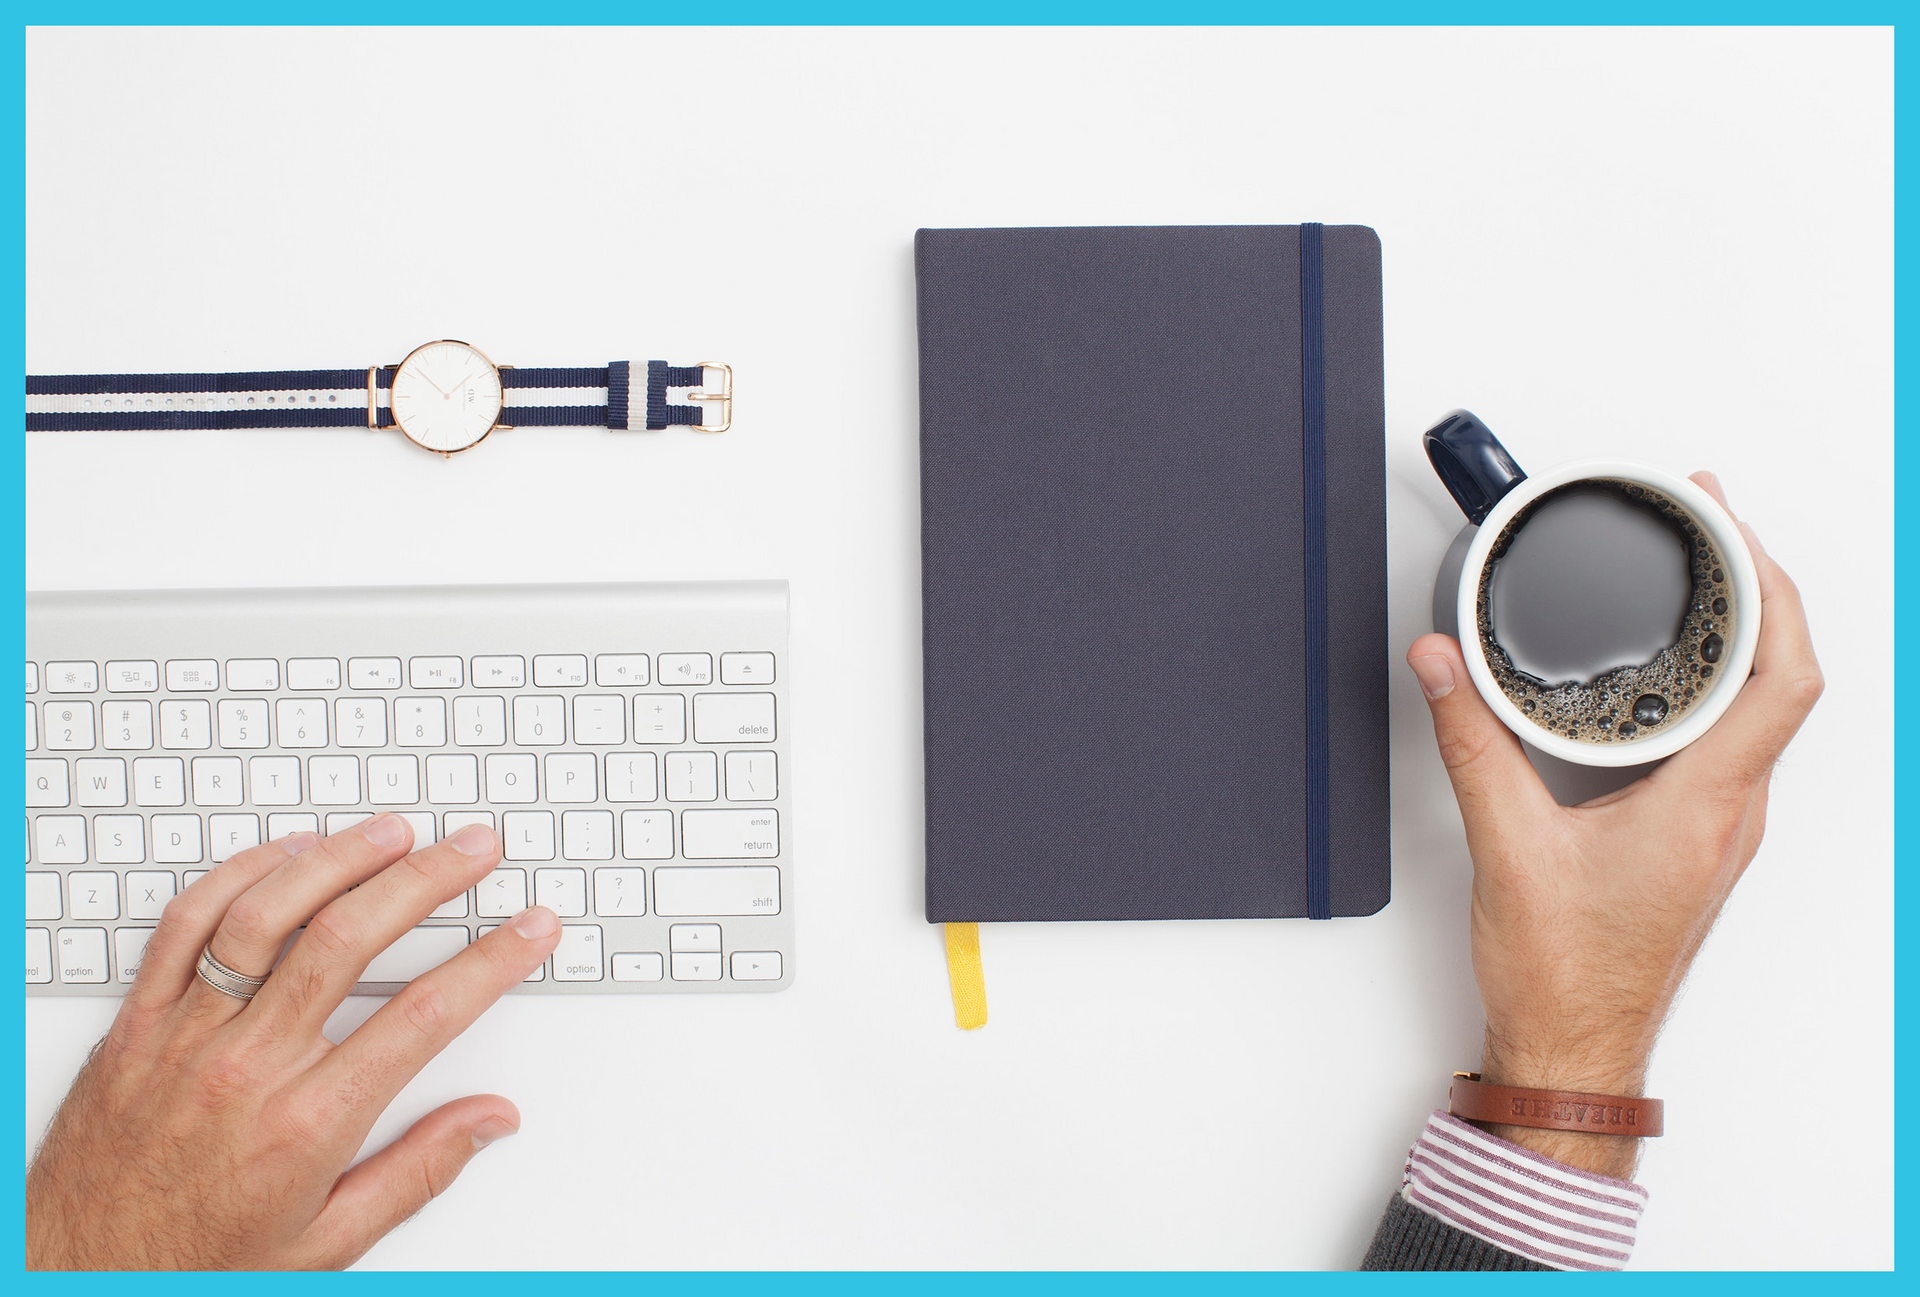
(916, 224), (1389, 923)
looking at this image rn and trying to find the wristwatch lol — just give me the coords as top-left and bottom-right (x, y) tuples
(24, 340), (732, 456)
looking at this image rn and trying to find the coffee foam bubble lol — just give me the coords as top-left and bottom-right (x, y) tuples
(1476, 479), (1736, 746)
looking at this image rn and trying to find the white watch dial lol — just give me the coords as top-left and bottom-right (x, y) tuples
(390, 340), (504, 453)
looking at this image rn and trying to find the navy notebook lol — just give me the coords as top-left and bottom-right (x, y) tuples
(916, 224), (1390, 924)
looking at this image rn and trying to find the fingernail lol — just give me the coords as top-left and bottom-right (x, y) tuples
(1410, 654), (1456, 700)
(512, 905), (559, 939)
(448, 823), (498, 856)
(280, 831), (319, 856)
(471, 1116), (518, 1150)
(363, 813), (409, 848)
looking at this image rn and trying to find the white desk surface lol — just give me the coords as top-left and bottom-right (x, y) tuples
(25, 27), (1891, 1270)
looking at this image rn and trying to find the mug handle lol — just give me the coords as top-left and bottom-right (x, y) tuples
(1423, 409), (1527, 525)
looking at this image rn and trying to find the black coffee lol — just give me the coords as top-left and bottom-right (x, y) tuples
(1476, 479), (1736, 745)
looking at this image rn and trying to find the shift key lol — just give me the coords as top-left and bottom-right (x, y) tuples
(681, 808), (779, 859)
(653, 866), (781, 916)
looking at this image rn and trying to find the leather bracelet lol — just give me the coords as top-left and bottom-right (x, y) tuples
(1450, 1072), (1664, 1138)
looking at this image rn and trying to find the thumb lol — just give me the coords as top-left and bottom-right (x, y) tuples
(1406, 633), (1555, 835)
(304, 1095), (520, 1268)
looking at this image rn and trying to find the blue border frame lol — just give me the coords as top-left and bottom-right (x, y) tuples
(10, 8), (1906, 1279)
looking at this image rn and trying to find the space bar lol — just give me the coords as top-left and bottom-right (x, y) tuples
(359, 927), (470, 984)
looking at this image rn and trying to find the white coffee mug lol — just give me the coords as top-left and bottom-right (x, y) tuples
(1426, 411), (1762, 768)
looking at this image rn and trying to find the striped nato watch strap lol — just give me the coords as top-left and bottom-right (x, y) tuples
(24, 360), (722, 432)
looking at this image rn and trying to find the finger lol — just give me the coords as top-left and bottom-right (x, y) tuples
(1407, 634), (1558, 841)
(313, 906), (560, 1116)
(302, 1095), (520, 1269)
(247, 822), (507, 1038)
(1689, 469), (1731, 513)
(178, 815), (417, 1027)
(1660, 518), (1823, 796)
(130, 831), (318, 1012)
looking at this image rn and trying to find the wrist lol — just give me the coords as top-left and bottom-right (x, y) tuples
(1471, 1041), (1654, 1182)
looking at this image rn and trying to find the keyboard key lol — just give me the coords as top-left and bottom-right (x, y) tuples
(132, 757), (187, 807)
(477, 868), (527, 917)
(611, 951), (663, 982)
(400, 811), (437, 845)
(68, 871), (120, 920)
(367, 755), (421, 805)
(43, 700), (95, 750)
(159, 699), (212, 749)
(533, 655), (588, 687)
(431, 889), (470, 919)
(27, 872), (62, 921)
(26, 757), (69, 807)
(225, 658), (280, 691)
(126, 871), (177, 919)
(25, 700), (36, 750)
(287, 657), (341, 690)
(249, 756), (302, 805)
(409, 656), (464, 689)
(208, 814), (261, 861)
(426, 753), (480, 804)
(35, 815), (87, 864)
(25, 662), (37, 694)
(58, 927), (110, 983)
(308, 755), (361, 805)
(326, 812), (372, 835)
(443, 810), (495, 835)
(217, 699), (269, 749)
(503, 811), (555, 860)
(619, 810), (673, 860)
(693, 691), (776, 744)
(152, 814), (204, 864)
(730, 951), (783, 981)
(455, 696), (507, 746)
(724, 752), (778, 801)
(165, 659), (219, 691)
(592, 867), (647, 916)
(95, 814), (146, 863)
(101, 700), (154, 750)
(633, 695), (686, 744)
(46, 661), (99, 693)
(670, 952), (721, 981)
(561, 809), (614, 861)
(665, 751), (718, 802)
(334, 698), (388, 747)
(486, 753), (537, 803)
(105, 660), (160, 693)
(654, 866), (781, 917)
(347, 657), (402, 689)
(75, 757), (127, 808)
(471, 655), (525, 688)
(682, 809), (780, 859)
(659, 653), (712, 685)
(184, 870), (211, 887)
(571, 695), (625, 745)
(192, 756), (243, 807)
(512, 696), (565, 746)
(276, 698), (328, 748)
(265, 812), (318, 839)
(478, 924), (546, 981)
(394, 697), (446, 747)
(362, 926), (468, 983)
(534, 867), (588, 917)
(554, 924), (604, 981)
(605, 753), (658, 803)
(27, 928), (53, 984)
(115, 927), (156, 982)
(670, 923), (721, 953)
(594, 654), (651, 687)
(545, 753), (597, 803)
(720, 652), (776, 685)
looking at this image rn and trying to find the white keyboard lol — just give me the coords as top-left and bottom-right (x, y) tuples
(24, 582), (792, 996)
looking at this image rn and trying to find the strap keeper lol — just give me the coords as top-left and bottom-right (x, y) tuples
(365, 366), (378, 430)
(605, 360), (631, 430)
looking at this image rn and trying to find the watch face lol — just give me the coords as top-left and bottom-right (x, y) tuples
(390, 340), (505, 453)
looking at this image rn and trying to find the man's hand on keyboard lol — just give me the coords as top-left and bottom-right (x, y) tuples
(25, 815), (561, 1270)
(1405, 471), (1822, 1180)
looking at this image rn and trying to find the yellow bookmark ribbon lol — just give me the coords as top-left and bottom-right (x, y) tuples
(944, 922), (988, 1030)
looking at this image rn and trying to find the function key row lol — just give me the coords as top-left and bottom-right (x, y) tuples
(28, 652), (777, 696)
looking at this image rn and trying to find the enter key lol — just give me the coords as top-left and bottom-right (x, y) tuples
(681, 808), (780, 859)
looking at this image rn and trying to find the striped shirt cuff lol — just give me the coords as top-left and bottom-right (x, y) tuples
(1399, 1109), (1649, 1271)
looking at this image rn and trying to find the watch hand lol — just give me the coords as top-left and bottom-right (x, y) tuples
(409, 368), (452, 398)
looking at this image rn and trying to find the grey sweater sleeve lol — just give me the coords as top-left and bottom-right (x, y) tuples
(1360, 1192), (1551, 1271)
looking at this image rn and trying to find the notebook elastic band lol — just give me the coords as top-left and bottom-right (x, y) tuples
(1300, 223), (1332, 921)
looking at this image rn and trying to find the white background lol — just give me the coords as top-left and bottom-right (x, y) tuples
(24, 27), (1892, 1270)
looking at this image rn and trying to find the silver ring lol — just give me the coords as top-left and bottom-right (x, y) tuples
(196, 946), (267, 1001)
